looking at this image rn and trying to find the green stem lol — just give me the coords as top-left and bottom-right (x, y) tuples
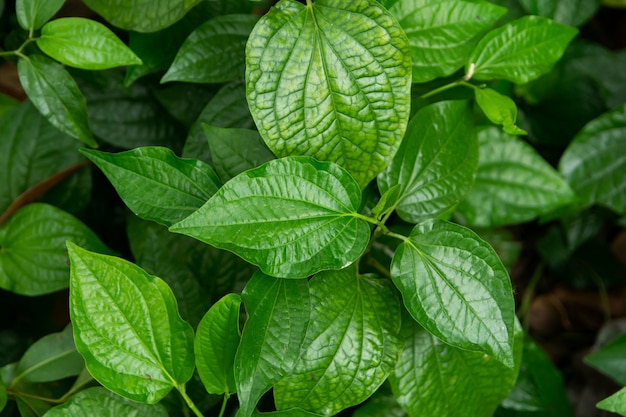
(419, 79), (464, 100)
(384, 231), (409, 243)
(7, 388), (62, 404)
(218, 393), (230, 417)
(177, 384), (204, 417)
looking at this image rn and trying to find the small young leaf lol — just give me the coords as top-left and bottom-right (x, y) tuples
(468, 16), (578, 83)
(390, 219), (515, 367)
(474, 87), (527, 135)
(584, 333), (626, 385)
(170, 157), (370, 279)
(67, 243), (195, 404)
(457, 127), (576, 227)
(204, 125), (275, 182)
(246, 0), (412, 187)
(378, 100), (478, 223)
(162, 14), (258, 84)
(519, 0), (603, 27)
(14, 325), (83, 384)
(559, 103), (626, 215)
(389, 0), (506, 83)
(43, 387), (168, 417)
(17, 55), (96, 147)
(195, 294), (241, 395)
(0, 203), (112, 296)
(16, 0), (64, 31)
(37, 18), (142, 70)
(597, 387), (626, 416)
(81, 147), (220, 227)
(274, 266), (402, 415)
(372, 184), (402, 219)
(81, 0), (201, 32)
(235, 272), (310, 417)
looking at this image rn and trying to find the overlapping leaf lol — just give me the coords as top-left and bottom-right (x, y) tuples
(559, 103), (626, 215)
(67, 243), (195, 403)
(170, 157), (370, 278)
(389, 0), (506, 83)
(457, 127), (576, 227)
(474, 87), (526, 135)
(246, 0), (412, 187)
(274, 266), (402, 415)
(379, 100), (478, 223)
(390, 219), (516, 367)
(16, 0), (64, 30)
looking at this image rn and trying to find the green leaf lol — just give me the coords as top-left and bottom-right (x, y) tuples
(43, 387), (168, 417)
(372, 184), (402, 220)
(204, 125), (275, 182)
(274, 266), (402, 415)
(81, 0), (201, 32)
(474, 87), (527, 135)
(0, 203), (112, 296)
(598, 387), (626, 416)
(235, 272), (310, 417)
(14, 325), (83, 384)
(170, 157), (370, 279)
(468, 16), (578, 83)
(457, 127), (576, 227)
(252, 410), (324, 417)
(67, 242), (195, 403)
(17, 55), (96, 147)
(390, 317), (522, 417)
(246, 0), (412, 188)
(353, 387), (407, 417)
(390, 219), (515, 367)
(195, 294), (241, 395)
(37, 18), (142, 70)
(81, 147), (220, 227)
(0, 93), (19, 118)
(559, 103), (626, 215)
(389, 0), (506, 83)
(162, 14), (258, 83)
(378, 100), (478, 223)
(16, 0), (64, 31)
(584, 333), (626, 385)
(518, 0), (603, 27)
(0, 373), (6, 412)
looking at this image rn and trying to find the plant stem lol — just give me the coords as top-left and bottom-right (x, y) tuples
(218, 393), (230, 417)
(177, 384), (204, 417)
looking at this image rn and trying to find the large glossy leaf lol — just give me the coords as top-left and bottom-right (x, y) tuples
(37, 18), (142, 70)
(467, 16), (578, 83)
(170, 157), (370, 278)
(0, 203), (111, 296)
(378, 100), (478, 223)
(274, 266), (402, 415)
(204, 125), (275, 182)
(13, 325), (83, 384)
(518, 0), (602, 27)
(162, 14), (258, 83)
(389, 0), (506, 83)
(598, 387), (626, 416)
(81, 0), (201, 32)
(17, 55), (96, 147)
(235, 272), (310, 417)
(67, 243), (195, 403)
(559, 103), (626, 215)
(81, 147), (220, 227)
(390, 317), (522, 417)
(16, 0), (64, 30)
(43, 387), (168, 417)
(246, 0), (412, 187)
(390, 219), (515, 367)
(584, 333), (626, 385)
(457, 127), (576, 227)
(195, 294), (241, 395)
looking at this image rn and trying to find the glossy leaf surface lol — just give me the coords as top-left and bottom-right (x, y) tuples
(389, 0), (506, 83)
(518, 0), (603, 27)
(195, 294), (241, 395)
(274, 267), (402, 415)
(468, 16), (578, 83)
(597, 387), (626, 416)
(67, 243), (195, 403)
(82, 0), (201, 32)
(391, 219), (515, 367)
(170, 157), (370, 278)
(37, 18), (142, 70)
(43, 387), (168, 417)
(246, 0), (412, 187)
(162, 14), (258, 83)
(235, 273), (310, 417)
(474, 87), (526, 135)
(16, 0), (64, 30)
(559, 103), (626, 215)
(0, 204), (111, 296)
(457, 127), (576, 227)
(82, 147), (220, 227)
(17, 56), (95, 147)
(378, 100), (478, 223)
